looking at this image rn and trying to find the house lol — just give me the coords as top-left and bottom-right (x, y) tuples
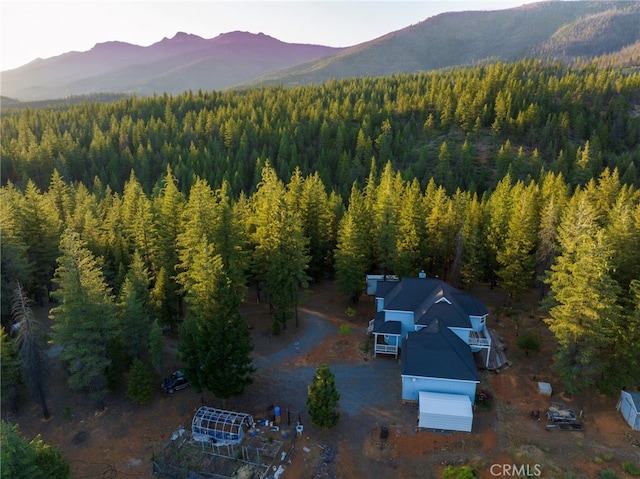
(367, 275), (492, 432)
(617, 390), (640, 431)
(368, 276), (491, 366)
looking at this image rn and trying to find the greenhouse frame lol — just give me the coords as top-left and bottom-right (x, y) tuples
(191, 406), (255, 445)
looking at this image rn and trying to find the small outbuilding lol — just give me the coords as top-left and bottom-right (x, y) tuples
(191, 406), (255, 444)
(617, 390), (640, 431)
(538, 382), (552, 396)
(418, 391), (473, 432)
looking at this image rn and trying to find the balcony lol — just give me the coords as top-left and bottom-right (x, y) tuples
(373, 343), (399, 357)
(468, 330), (491, 348)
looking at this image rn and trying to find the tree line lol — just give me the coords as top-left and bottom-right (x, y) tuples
(2, 162), (639, 405)
(1, 59), (639, 415)
(2, 59), (640, 200)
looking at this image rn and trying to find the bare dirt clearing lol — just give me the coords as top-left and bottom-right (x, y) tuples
(12, 281), (640, 478)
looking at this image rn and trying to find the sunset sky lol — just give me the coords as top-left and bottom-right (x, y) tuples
(1, 0), (539, 71)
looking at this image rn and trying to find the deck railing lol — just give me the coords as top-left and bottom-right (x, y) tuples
(374, 344), (398, 356)
(468, 331), (491, 348)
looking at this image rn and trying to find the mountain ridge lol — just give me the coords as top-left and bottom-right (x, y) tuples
(2, 1), (639, 102)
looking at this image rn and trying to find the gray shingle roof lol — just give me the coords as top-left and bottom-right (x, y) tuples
(372, 311), (402, 335)
(401, 319), (479, 382)
(415, 299), (469, 328)
(378, 277), (487, 329)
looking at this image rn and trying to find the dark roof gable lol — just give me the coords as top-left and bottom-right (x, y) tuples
(401, 319), (479, 382)
(378, 277), (487, 329)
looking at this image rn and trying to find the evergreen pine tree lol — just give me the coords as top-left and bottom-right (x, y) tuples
(460, 193), (487, 289)
(148, 167), (184, 324)
(496, 181), (540, 301)
(486, 173), (513, 287)
(149, 266), (176, 330)
(1, 421), (70, 479)
(424, 181), (456, 279)
(121, 171), (155, 263)
(178, 246), (254, 400)
(335, 184), (371, 302)
(306, 364), (340, 429)
(50, 229), (116, 407)
(544, 193), (623, 395)
(372, 162), (401, 275)
(536, 172), (569, 296)
(0, 184), (33, 318)
(148, 319), (165, 375)
(297, 172), (335, 281)
(250, 164), (309, 333)
(116, 251), (152, 359)
(126, 358), (154, 404)
(20, 180), (62, 303)
(394, 178), (426, 277)
(0, 327), (21, 413)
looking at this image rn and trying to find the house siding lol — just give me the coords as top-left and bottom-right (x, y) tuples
(470, 314), (487, 332)
(401, 375), (478, 403)
(384, 310), (415, 338)
(382, 334), (400, 346)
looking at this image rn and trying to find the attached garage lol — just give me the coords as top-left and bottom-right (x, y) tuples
(617, 390), (640, 431)
(418, 391), (473, 432)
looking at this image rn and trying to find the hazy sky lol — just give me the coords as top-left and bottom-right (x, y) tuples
(1, 0), (540, 71)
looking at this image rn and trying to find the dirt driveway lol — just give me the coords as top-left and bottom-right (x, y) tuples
(11, 281), (640, 479)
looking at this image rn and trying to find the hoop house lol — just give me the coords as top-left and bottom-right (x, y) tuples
(191, 406), (255, 444)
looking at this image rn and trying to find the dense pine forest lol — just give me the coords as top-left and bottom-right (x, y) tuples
(1, 59), (639, 411)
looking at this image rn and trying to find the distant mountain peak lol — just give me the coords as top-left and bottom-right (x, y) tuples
(92, 40), (137, 50)
(3, 2), (637, 101)
(212, 30), (282, 45)
(168, 32), (204, 41)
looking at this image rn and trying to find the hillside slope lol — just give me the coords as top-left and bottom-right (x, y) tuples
(2, 1), (639, 101)
(253, 1), (640, 87)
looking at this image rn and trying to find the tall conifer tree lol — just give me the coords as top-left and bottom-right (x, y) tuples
(50, 229), (116, 407)
(335, 184), (372, 302)
(394, 178), (426, 277)
(150, 165), (184, 323)
(250, 164), (309, 332)
(497, 181), (540, 301)
(116, 251), (151, 359)
(544, 193), (622, 395)
(178, 246), (254, 400)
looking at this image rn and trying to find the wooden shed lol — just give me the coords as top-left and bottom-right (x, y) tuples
(617, 390), (640, 431)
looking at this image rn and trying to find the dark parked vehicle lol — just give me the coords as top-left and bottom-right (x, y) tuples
(161, 370), (190, 394)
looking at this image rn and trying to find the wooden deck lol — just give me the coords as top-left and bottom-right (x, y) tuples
(474, 328), (509, 371)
